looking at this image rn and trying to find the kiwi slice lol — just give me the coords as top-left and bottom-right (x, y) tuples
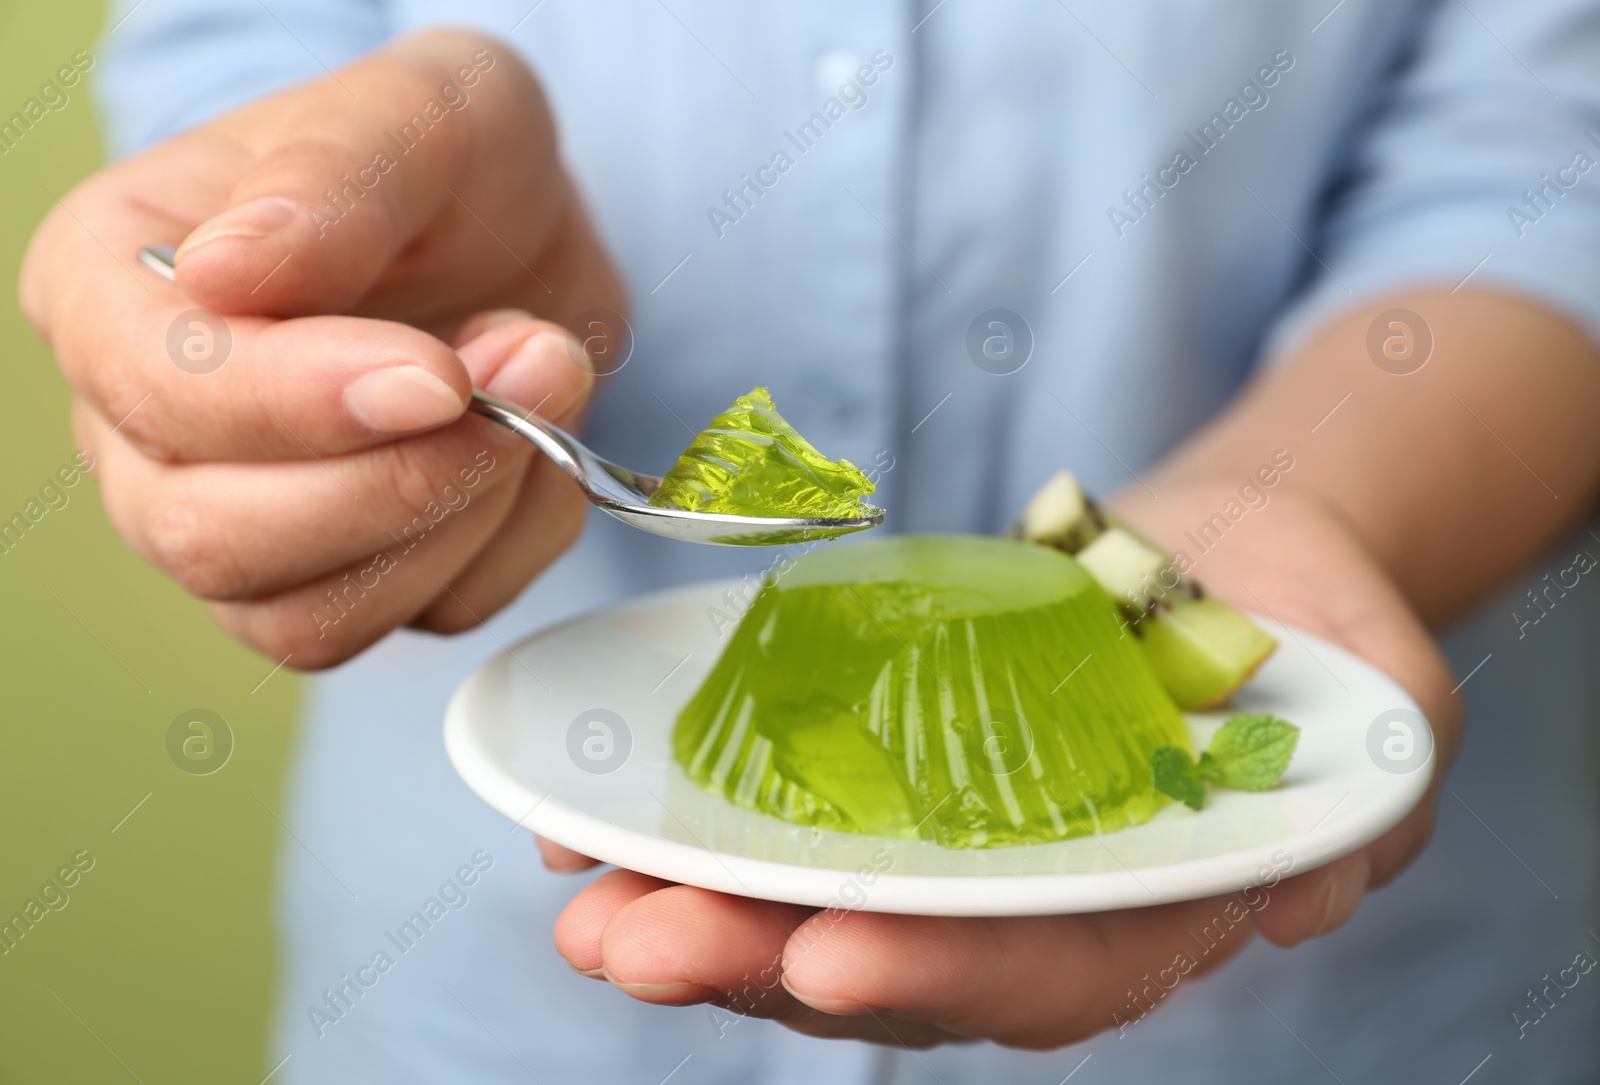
(1015, 472), (1277, 710)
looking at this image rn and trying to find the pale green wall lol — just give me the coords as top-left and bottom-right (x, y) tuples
(0, 4), (297, 1081)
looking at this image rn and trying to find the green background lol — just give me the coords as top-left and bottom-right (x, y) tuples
(0, 3), (295, 1081)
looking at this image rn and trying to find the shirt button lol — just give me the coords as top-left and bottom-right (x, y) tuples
(814, 49), (864, 95)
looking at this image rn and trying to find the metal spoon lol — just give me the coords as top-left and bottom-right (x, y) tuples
(138, 244), (883, 546)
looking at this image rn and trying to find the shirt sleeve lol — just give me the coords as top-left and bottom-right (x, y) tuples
(96, 0), (391, 156)
(1263, 0), (1600, 360)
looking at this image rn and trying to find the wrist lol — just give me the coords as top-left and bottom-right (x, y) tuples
(1108, 479), (1375, 592)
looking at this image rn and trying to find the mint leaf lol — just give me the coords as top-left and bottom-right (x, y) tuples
(1204, 714), (1300, 791)
(1151, 716), (1301, 813)
(1151, 746), (1207, 811)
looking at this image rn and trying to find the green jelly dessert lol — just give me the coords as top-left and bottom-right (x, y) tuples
(673, 535), (1192, 848)
(648, 387), (880, 526)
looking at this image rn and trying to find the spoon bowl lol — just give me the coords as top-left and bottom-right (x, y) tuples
(465, 388), (882, 545)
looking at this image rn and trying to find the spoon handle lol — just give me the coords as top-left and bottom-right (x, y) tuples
(468, 390), (578, 469)
(468, 390), (660, 508)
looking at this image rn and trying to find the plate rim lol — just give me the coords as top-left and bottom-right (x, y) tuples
(444, 579), (1435, 917)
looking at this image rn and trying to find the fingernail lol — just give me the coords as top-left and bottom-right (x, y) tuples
(486, 331), (591, 417)
(779, 975), (870, 1016)
(461, 309), (537, 343)
(560, 329), (596, 376)
(1313, 853), (1370, 937)
(541, 854), (593, 874)
(177, 197), (300, 258)
(600, 968), (711, 1004)
(571, 965), (605, 980)
(343, 367), (466, 434)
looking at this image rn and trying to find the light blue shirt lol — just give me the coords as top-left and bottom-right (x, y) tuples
(100, 2), (1600, 1082)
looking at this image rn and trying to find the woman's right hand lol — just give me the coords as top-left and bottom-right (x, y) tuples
(19, 28), (626, 668)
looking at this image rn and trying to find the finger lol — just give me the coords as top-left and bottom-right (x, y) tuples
(1251, 852), (1370, 948)
(18, 121), (238, 338)
(77, 397), (527, 600)
(413, 456), (585, 632)
(553, 869), (676, 975)
(556, 880), (954, 1045)
(534, 837), (601, 874)
(76, 321), (590, 599)
(22, 162), (477, 464)
(172, 31), (561, 320)
(345, 141), (619, 336)
(206, 467), (526, 668)
(596, 885), (816, 1008)
(22, 40), (616, 463)
(1125, 488), (1459, 889)
(413, 312), (595, 631)
(455, 308), (537, 347)
(1365, 791), (1439, 890)
(60, 285), (473, 461)
(206, 308), (587, 664)
(779, 898), (1253, 1050)
(1281, 554), (1458, 887)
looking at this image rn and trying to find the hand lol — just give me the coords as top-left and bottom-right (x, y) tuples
(546, 486), (1460, 1048)
(19, 29), (625, 667)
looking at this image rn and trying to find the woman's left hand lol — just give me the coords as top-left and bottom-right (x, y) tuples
(543, 486), (1459, 1049)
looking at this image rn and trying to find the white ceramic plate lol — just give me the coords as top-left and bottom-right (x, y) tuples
(445, 579), (1434, 916)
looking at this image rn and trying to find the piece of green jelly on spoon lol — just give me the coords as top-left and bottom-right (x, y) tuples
(648, 387), (881, 535)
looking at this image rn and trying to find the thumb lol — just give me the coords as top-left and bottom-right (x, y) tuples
(172, 30), (554, 316)
(534, 835), (601, 873)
